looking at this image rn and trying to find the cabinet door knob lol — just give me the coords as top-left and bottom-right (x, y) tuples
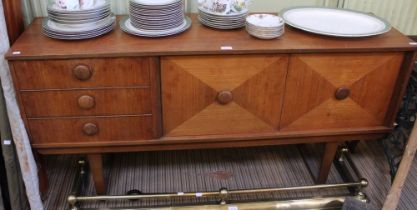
(78, 95), (95, 110)
(73, 65), (92, 81)
(335, 87), (350, 100)
(217, 91), (233, 105)
(83, 123), (99, 136)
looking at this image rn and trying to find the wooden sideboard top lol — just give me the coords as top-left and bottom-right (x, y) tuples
(6, 14), (417, 60)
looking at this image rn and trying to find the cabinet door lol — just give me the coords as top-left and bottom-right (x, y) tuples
(281, 53), (404, 131)
(162, 55), (289, 136)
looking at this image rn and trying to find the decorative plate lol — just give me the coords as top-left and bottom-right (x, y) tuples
(281, 7), (391, 37)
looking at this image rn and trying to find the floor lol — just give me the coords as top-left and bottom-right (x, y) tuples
(43, 141), (417, 210)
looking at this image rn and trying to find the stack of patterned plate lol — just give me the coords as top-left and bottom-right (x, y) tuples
(246, 14), (285, 39)
(120, 0), (191, 37)
(198, 7), (248, 30)
(43, 0), (115, 40)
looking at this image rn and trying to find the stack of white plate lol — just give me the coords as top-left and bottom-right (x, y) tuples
(43, 0), (115, 40)
(246, 14), (285, 39)
(120, 0), (191, 37)
(198, 8), (248, 30)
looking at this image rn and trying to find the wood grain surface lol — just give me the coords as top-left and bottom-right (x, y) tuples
(5, 15), (416, 61)
(35, 133), (387, 155)
(11, 58), (151, 90)
(7, 13), (416, 195)
(162, 55), (288, 136)
(21, 88), (151, 117)
(317, 142), (339, 184)
(280, 52), (404, 131)
(87, 154), (106, 195)
(2, 0), (24, 44)
(28, 116), (155, 144)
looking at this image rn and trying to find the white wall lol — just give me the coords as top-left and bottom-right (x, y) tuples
(343, 0), (417, 35)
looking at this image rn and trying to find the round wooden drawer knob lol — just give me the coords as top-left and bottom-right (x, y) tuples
(78, 95), (95, 110)
(73, 65), (92, 81)
(82, 123), (99, 136)
(217, 91), (233, 105)
(335, 87), (351, 100)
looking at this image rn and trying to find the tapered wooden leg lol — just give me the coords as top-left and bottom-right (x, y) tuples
(34, 152), (48, 199)
(87, 154), (106, 195)
(317, 142), (339, 184)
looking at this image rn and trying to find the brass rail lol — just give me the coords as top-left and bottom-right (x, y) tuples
(68, 147), (368, 210)
(70, 181), (367, 203)
(68, 180), (367, 209)
(80, 196), (365, 210)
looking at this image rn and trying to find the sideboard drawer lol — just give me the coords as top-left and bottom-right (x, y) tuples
(28, 116), (154, 144)
(12, 57), (152, 90)
(280, 53), (404, 131)
(21, 88), (152, 117)
(162, 55), (289, 136)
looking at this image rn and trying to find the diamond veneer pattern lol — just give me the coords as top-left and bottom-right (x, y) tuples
(233, 58), (288, 128)
(168, 102), (276, 136)
(164, 53), (403, 135)
(162, 60), (218, 134)
(164, 56), (286, 136)
(175, 56), (277, 91)
(281, 54), (403, 130)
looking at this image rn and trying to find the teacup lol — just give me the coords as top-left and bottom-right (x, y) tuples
(80, 0), (96, 9)
(210, 0), (232, 14)
(231, 0), (249, 12)
(198, 0), (210, 10)
(199, 0), (250, 14)
(56, 0), (80, 10)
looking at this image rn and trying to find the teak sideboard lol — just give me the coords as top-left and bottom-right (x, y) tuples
(6, 15), (417, 195)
